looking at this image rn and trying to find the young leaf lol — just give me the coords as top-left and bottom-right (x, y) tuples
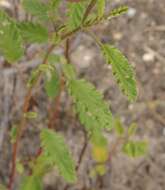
(24, 111), (38, 119)
(128, 123), (137, 136)
(122, 141), (148, 157)
(67, 2), (86, 29)
(20, 176), (42, 190)
(67, 79), (113, 132)
(92, 140), (109, 163)
(62, 64), (76, 80)
(16, 161), (24, 174)
(102, 44), (137, 101)
(22, 0), (49, 21)
(114, 117), (124, 136)
(109, 6), (128, 18)
(40, 128), (76, 183)
(0, 11), (23, 63)
(18, 22), (48, 43)
(97, 0), (105, 19)
(44, 70), (60, 98)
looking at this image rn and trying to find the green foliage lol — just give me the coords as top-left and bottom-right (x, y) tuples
(22, 0), (49, 21)
(65, 76), (113, 132)
(128, 123), (137, 136)
(40, 128), (77, 183)
(18, 22), (48, 43)
(27, 64), (54, 87)
(0, 10), (23, 63)
(20, 176), (42, 190)
(10, 125), (18, 143)
(67, 1), (86, 29)
(122, 141), (148, 157)
(44, 69), (60, 98)
(102, 44), (137, 101)
(24, 111), (38, 119)
(97, 0), (105, 19)
(109, 6), (128, 18)
(1, 0), (146, 188)
(62, 63), (77, 80)
(114, 117), (124, 136)
(16, 161), (24, 174)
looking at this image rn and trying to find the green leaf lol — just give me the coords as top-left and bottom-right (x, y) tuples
(22, 0), (49, 21)
(62, 64), (76, 80)
(40, 128), (76, 183)
(48, 0), (61, 12)
(97, 0), (105, 19)
(67, 2), (86, 29)
(24, 111), (38, 119)
(91, 129), (108, 147)
(102, 44), (137, 101)
(122, 141), (148, 157)
(16, 161), (24, 174)
(18, 22), (48, 43)
(128, 123), (137, 136)
(67, 79), (113, 132)
(10, 125), (18, 143)
(114, 117), (124, 136)
(27, 64), (54, 87)
(0, 11), (23, 63)
(44, 70), (60, 98)
(20, 176), (43, 190)
(109, 6), (128, 18)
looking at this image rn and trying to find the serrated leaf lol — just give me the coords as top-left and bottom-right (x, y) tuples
(22, 0), (49, 21)
(122, 141), (148, 157)
(20, 176), (43, 190)
(40, 128), (76, 183)
(67, 2), (86, 29)
(108, 6), (128, 18)
(0, 11), (23, 63)
(27, 64), (54, 87)
(67, 79), (113, 132)
(97, 0), (105, 19)
(62, 64), (76, 80)
(44, 70), (60, 98)
(102, 44), (137, 101)
(18, 22), (48, 43)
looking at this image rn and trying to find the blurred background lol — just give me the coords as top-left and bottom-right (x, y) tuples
(0, 0), (165, 189)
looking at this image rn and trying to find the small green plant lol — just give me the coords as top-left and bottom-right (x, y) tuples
(0, 0), (147, 189)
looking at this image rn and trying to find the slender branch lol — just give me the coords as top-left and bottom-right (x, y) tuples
(76, 130), (88, 171)
(82, 0), (97, 24)
(8, 44), (55, 190)
(65, 39), (71, 63)
(48, 77), (65, 129)
(64, 130), (88, 190)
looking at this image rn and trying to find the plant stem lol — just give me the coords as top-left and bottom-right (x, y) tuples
(8, 44), (55, 190)
(82, 0), (97, 24)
